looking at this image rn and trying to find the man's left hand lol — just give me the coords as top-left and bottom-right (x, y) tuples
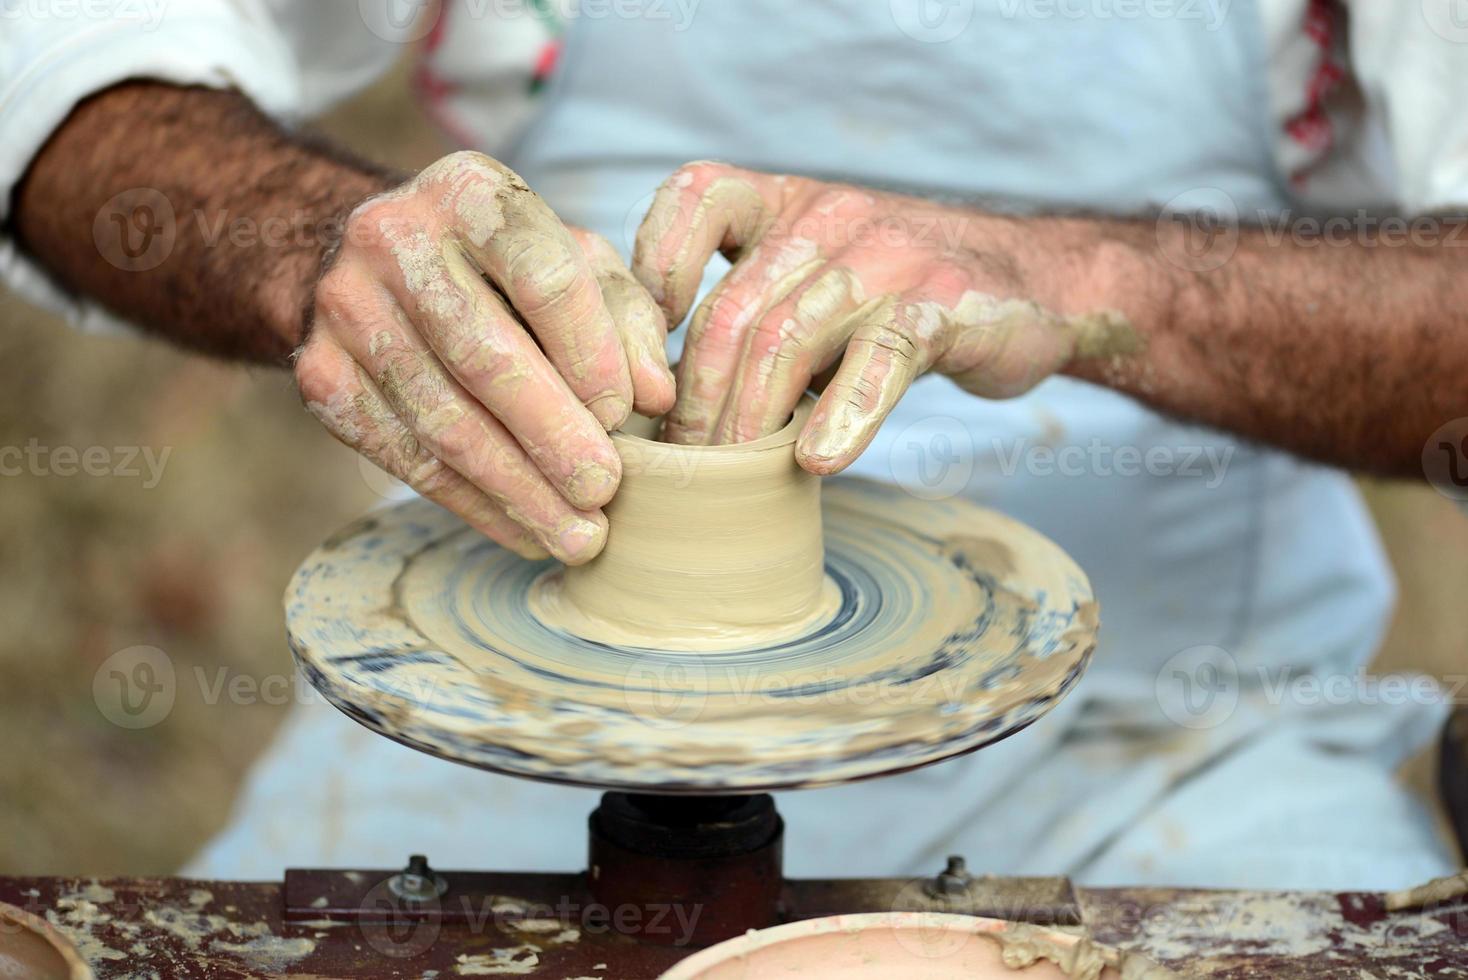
(632, 162), (1129, 473)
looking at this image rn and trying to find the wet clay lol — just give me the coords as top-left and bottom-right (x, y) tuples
(288, 366), (1098, 792)
(986, 922), (1180, 979)
(530, 398), (841, 651)
(1384, 869), (1468, 912)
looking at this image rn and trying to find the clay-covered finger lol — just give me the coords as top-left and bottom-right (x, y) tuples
(632, 162), (780, 328)
(300, 341), (596, 562)
(360, 223), (626, 512)
(573, 229), (675, 417)
(795, 298), (941, 475)
(413, 152), (634, 430)
(714, 265), (865, 444)
(332, 312), (617, 569)
(662, 232), (826, 445)
(295, 339), (564, 561)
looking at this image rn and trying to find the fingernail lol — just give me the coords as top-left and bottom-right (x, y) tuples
(587, 392), (632, 430)
(567, 460), (620, 509)
(558, 517), (606, 563)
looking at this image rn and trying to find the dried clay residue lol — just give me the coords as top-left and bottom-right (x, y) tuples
(43, 881), (317, 975)
(985, 922), (1180, 980)
(456, 944), (540, 975)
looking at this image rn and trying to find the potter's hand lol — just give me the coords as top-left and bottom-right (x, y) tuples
(633, 163), (1128, 473)
(295, 152), (675, 563)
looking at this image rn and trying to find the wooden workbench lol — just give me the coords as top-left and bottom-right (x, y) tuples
(5, 872), (1466, 978)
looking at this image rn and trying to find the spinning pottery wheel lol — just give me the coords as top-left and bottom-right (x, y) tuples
(286, 401), (1098, 793)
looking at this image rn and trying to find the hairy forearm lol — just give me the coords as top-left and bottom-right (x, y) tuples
(1048, 214), (1468, 477)
(12, 82), (400, 363)
(631, 161), (1467, 477)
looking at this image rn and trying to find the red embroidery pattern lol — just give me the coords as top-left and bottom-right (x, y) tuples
(1286, 0), (1348, 187)
(413, 0), (480, 148)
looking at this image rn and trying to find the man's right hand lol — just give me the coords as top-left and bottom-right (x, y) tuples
(294, 152), (675, 564)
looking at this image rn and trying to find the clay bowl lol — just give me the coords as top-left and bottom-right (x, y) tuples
(0, 902), (92, 980)
(660, 912), (1164, 979)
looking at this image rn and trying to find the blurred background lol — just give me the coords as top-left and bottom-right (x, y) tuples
(1, 53), (1465, 876)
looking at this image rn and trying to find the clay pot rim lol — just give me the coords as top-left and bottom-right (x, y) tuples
(0, 900), (94, 980)
(659, 911), (1074, 979)
(610, 394), (815, 456)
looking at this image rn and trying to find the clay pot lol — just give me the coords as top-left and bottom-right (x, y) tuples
(547, 397), (835, 650)
(660, 912), (1169, 979)
(0, 902), (92, 980)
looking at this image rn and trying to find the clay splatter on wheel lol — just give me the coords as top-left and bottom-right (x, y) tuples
(286, 404), (1098, 792)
